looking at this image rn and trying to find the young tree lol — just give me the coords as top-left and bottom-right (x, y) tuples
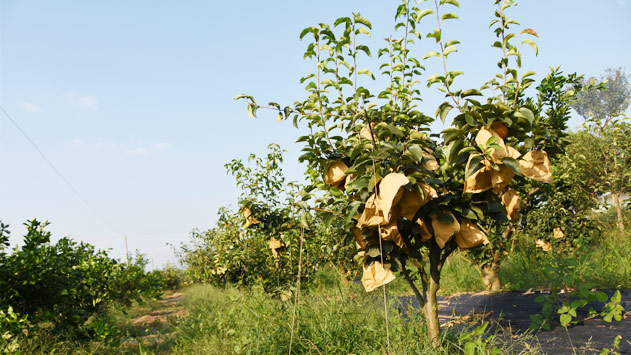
(465, 67), (585, 290)
(571, 68), (630, 231)
(562, 122), (631, 231)
(237, 0), (570, 346)
(179, 144), (357, 292)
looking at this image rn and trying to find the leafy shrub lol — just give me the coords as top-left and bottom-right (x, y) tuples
(0, 219), (169, 337)
(0, 306), (30, 354)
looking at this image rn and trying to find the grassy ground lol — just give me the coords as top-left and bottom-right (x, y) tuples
(502, 229), (631, 291)
(8, 228), (630, 354)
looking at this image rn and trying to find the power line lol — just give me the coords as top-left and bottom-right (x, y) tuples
(0, 105), (125, 237)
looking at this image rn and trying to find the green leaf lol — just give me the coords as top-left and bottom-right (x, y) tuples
(355, 16), (372, 29)
(436, 102), (453, 123)
(522, 39), (538, 55)
(233, 94), (251, 101)
(442, 45), (458, 57)
(441, 0), (460, 7)
(611, 290), (621, 304)
(595, 291), (609, 303)
(299, 27), (314, 40)
(460, 89), (482, 97)
(407, 145), (425, 163)
(501, 157), (521, 174)
(445, 139), (464, 163)
(247, 104), (258, 118)
(488, 202), (503, 213)
(426, 29), (441, 42)
(416, 8), (434, 21)
(423, 51), (441, 59)
(441, 13), (459, 21)
(437, 213), (454, 223)
(560, 314), (572, 327)
(465, 114), (476, 126)
(520, 28), (539, 37)
(514, 107), (534, 124)
(521, 71), (536, 80)
(357, 68), (375, 79)
(466, 155), (484, 178)
(356, 27), (371, 36)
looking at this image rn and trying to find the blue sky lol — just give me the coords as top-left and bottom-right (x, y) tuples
(1, 1), (629, 267)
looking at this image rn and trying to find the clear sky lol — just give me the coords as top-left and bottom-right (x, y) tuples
(1, 1), (629, 268)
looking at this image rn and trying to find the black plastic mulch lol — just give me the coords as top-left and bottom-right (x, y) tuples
(398, 290), (631, 354)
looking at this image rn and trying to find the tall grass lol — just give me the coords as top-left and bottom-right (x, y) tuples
(502, 228), (631, 291)
(168, 280), (540, 355)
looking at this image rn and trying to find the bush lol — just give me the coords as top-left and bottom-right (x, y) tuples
(0, 219), (170, 337)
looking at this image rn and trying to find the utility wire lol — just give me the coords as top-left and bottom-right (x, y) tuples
(0, 105), (125, 237)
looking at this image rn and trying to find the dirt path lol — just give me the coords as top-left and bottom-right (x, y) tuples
(121, 291), (188, 351)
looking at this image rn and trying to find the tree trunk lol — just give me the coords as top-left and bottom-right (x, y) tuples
(481, 251), (501, 292)
(401, 241), (454, 348)
(422, 276), (441, 348)
(612, 192), (625, 232)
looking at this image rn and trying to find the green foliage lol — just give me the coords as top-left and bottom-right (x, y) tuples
(458, 322), (501, 355)
(0, 219), (169, 338)
(0, 306), (30, 354)
(0, 220), (116, 333)
(179, 145), (358, 294)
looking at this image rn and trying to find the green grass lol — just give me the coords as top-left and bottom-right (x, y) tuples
(502, 229), (631, 291)
(167, 283), (538, 355)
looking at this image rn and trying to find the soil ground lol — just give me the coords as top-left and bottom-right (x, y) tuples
(400, 290), (631, 354)
(121, 291), (187, 350)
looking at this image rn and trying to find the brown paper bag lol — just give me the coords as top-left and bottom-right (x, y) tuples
(423, 151), (439, 171)
(455, 219), (489, 249)
(395, 183), (437, 220)
(351, 227), (367, 249)
(501, 188), (522, 221)
(536, 239), (552, 252)
(464, 157), (493, 193)
(379, 220), (404, 248)
(242, 207), (260, 228)
(464, 156), (516, 194)
(431, 211), (460, 248)
(506, 145), (522, 159)
(520, 150), (552, 183)
(362, 261), (396, 292)
(475, 127), (508, 162)
(416, 217), (433, 241)
(491, 164), (515, 193)
(324, 160), (348, 187)
(357, 173), (409, 228)
(269, 237), (284, 258)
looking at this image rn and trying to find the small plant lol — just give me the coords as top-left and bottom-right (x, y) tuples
(457, 322), (501, 355)
(600, 335), (622, 355)
(529, 257), (626, 330)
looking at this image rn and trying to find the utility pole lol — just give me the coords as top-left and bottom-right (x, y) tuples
(124, 235), (129, 267)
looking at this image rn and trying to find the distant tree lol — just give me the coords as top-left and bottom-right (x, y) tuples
(563, 122), (631, 231)
(572, 67), (630, 128)
(571, 68), (631, 231)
